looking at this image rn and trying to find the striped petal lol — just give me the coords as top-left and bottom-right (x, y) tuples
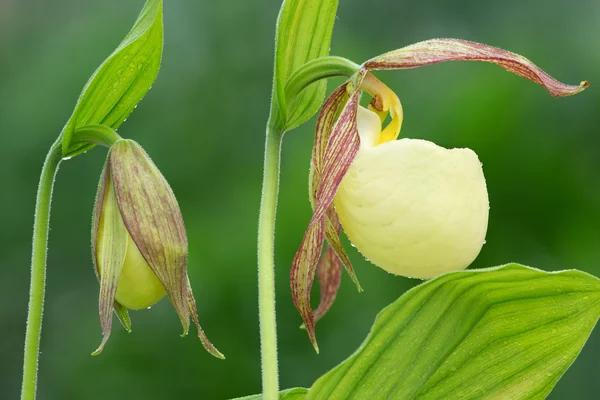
(314, 245), (342, 323)
(91, 165), (128, 355)
(310, 84), (361, 290)
(314, 208), (344, 323)
(365, 38), (588, 97)
(292, 89), (361, 351)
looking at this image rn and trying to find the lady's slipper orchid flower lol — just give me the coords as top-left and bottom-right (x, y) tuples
(91, 139), (223, 359)
(335, 107), (489, 279)
(291, 38), (588, 351)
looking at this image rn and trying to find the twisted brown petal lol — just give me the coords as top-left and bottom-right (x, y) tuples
(314, 245), (342, 323)
(365, 38), (588, 97)
(292, 90), (361, 351)
(310, 84), (361, 291)
(314, 208), (344, 323)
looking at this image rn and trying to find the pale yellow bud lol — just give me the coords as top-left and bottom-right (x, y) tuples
(334, 107), (489, 278)
(110, 235), (166, 310)
(91, 139), (223, 358)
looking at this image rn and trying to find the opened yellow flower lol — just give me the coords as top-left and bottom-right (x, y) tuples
(335, 106), (489, 279)
(289, 39), (588, 351)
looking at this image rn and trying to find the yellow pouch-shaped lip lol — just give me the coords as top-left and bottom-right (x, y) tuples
(335, 108), (489, 279)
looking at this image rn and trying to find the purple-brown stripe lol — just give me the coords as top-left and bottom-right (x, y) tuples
(291, 90), (361, 351)
(365, 38), (588, 97)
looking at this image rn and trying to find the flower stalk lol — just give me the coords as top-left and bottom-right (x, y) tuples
(21, 139), (62, 400)
(257, 121), (284, 400)
(21, 129), (122, 400)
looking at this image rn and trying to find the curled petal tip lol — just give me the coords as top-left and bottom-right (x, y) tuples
(581, 80), (590, 89)
(187, 282), (224, 359)
(206, 344), (226, 360)
(305, 319), (320, 354)
(197, 328), (225, 359)
(91, 338), (107, 356)
(312, 341), (320, 355)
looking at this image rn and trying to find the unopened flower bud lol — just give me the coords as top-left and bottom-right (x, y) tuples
(91, 139), (223, 358)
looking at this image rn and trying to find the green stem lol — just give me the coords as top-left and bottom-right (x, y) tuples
(258, 122), (283, 400)
(21, 138), (63, 400)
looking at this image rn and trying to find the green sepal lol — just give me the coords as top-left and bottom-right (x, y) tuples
(60, 0), (163, 157)
(307, 264), (600, 399)
(113, 301), (132, 333)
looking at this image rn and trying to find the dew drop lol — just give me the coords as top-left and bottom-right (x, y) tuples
(483, 240), (487, 245)
(146, 306), (152, 310)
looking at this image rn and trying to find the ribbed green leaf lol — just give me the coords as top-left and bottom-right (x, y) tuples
(231, 387), (308, 400)
(272, 0), (338, 131)
(61, 0), (163, 157)
(307, 264), (600, 400)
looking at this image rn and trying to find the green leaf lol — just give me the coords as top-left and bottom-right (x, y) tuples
(272, 0), (339, 131)
(307, 264), (600, 400)
(61, 0), (163, 157)
(231, 387), (308, 400)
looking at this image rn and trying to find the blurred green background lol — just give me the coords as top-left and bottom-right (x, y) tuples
(1, 0), (598, 398)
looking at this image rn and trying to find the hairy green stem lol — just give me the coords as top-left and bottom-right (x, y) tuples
(258, 122), (283, 400)
(21, 139), (63, 400)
